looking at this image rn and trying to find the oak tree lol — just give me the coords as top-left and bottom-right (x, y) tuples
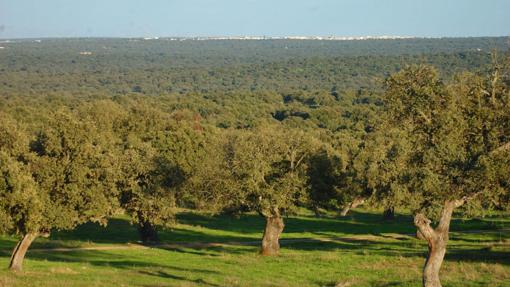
(0, 110), (119, 271)
(186, 124), (319, 255)
(379, 64), (510, 287)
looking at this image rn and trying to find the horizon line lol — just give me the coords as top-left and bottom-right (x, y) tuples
(1, 35), (509, 41)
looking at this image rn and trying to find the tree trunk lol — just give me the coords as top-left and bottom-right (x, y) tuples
(339, 197), (365, 217)
(383, 206), (395, 220)
(137, 221), (159, 243)
(312, 205), (323, 217)
(414, 199), (464, 287)
(261, 215), (285, 256)
(423, 236), (447, 287)
(9, 232), (38, 272)
(339, 205), (351, 217)
(416, 229), (426, 240)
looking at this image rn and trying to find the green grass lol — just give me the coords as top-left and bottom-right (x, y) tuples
(0, 209), (509, 287)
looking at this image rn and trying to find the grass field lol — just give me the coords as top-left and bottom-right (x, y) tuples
(0, 209), (509, 287)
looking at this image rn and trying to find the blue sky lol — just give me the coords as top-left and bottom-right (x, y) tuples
(0, 0), (509, 39)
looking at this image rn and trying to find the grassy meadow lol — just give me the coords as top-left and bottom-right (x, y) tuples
(0, 209), (509, 287)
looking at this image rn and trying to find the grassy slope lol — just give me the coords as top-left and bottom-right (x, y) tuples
(0, 209), (509, 287)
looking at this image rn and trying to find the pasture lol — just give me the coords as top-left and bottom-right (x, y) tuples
(1, 209), (508, 287)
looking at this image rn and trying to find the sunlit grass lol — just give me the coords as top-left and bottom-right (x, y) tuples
(0, 209), (508, 286)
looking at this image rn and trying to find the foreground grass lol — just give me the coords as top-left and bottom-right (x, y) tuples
(0, 209), (509, 286)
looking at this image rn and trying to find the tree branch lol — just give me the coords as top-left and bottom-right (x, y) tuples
(294, 152), (308, 170)
(437, 192), (481, 233)
(436, 201), (456, 233)
(490, 141), (510, 155)
(414, 213), (436, 241)
(352, 197), (366, 208)
(491, 69), (499, 105)
(455, 191), (483, 207)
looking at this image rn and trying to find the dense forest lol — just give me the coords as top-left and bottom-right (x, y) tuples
(1, 37), (508, 96)
(1, 37), (509, 286)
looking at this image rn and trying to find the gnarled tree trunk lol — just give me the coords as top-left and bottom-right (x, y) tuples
(137, 221), (159, 243)
(416, 229), (426, 240)
(414, 199), (465, 287)
(339, 206), (351, 217)
(423, 236), (447, 287)
(340, 197), (365, 216)
(261, 214), (285, 256)
(9, 232), (38, 272)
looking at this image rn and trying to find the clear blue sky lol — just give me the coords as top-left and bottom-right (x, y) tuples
(1, 0), (509, 39)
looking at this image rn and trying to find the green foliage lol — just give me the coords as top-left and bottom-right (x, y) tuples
(0, 109), (120, 237)
(0, 142), (40, 234)
(185, 125), (320, 217)
(374, 61), (510, 218)
(112, 104), (176, 228)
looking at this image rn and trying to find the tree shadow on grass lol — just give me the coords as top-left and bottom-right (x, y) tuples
(8, 244), (227, 287)
(282, 233), (510, 266)
(138, 270), (221, 287)
(176, 210), (419, 239)
(18, 248), (222, 274)
(449, 231), (510, 243)
(446, 247), (510, 265)
(157, 226), (260, 243)
(0, 217), (141, 256)
(5, 210), (503, 249)
(157, 244), (257, 256)
(0, 229), (507, 287)
(1, 210), (508, 270)
(177, 210), (507, 240)
(176, 212), (265, 235)
(44, 211), (417, 247)
(283, 237), (423, 257)
(50, 217), (140, 244)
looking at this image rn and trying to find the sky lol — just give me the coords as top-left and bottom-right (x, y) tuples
(0, 0), (509, 39)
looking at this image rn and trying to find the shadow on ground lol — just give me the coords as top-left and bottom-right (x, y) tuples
(0, 209), (508, 269)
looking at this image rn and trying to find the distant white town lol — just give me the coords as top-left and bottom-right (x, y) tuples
(141, 35), (414, 41)
(0, 36), (417, 44)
